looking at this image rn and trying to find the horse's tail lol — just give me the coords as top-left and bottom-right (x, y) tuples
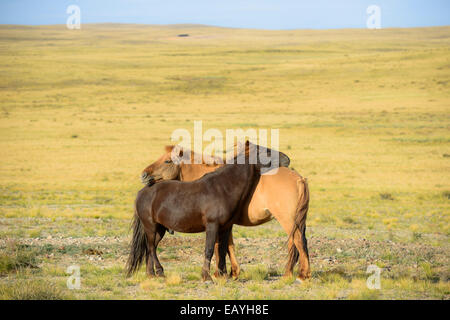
(126, 209), (148, 277)
(286, 176), (310, 270)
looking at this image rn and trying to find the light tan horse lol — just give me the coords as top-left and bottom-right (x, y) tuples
(141, 143), (311, 280)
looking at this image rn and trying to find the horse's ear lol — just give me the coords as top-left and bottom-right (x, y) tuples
(170, 145), (185, 164)
(165, 145), (174, 153)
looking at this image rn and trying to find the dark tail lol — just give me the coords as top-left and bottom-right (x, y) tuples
(126, 211), (148, 277)
(286, 176), (310, 270)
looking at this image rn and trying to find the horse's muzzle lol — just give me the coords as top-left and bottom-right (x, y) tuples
(280, 156), (290, 168)
(141, 172), (155, 186)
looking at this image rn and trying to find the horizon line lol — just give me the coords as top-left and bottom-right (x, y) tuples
(1, 22), (449, 32)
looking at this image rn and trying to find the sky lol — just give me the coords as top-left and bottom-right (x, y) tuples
(0, 0), (449, 29)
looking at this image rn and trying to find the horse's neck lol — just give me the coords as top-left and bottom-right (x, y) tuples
(213, 164), (256, 187)
(180, 162), (224, 181)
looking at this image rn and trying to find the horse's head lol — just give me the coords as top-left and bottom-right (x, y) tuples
(246, 140), (290, 168)
(230, 140), (291, 170)
(141, 146), (183, 185)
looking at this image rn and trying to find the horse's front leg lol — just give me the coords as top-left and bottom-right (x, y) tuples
(217, 227), (232, 277)
(202, 223), (219, 282)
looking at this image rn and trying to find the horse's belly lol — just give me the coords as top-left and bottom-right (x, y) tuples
(236, 210), (273, 226)
(173, 224), (205, 233)
(236, 184), (273, 226)
(155, 208), (205, 233)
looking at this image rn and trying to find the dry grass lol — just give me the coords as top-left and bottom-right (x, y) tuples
(0, 24), (449, 299)
(0, 279), (72, 300)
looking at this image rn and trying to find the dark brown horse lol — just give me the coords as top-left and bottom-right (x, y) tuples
(126, 160), (261, 281)
(140, 142), (311, 281)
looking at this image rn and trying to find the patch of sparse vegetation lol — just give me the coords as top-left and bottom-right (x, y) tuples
(0, 242), (39, 275)
(242, 265), (269, 281)
(379, 193), (395, 200)
(412, 232), (422, 241)
(0, 280), (72, 300)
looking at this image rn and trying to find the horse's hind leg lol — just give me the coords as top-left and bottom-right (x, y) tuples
(202, 223), (219, 282)
(272, 216), (299, 278)
(284, 237), (299, 278)
(153, 224), (166, 277)
(227, 232), (240, 279)
(293, 225), (311, 280)
(300, 225), (311, 279)
(214, 241), (220, 278)
(141, 220), (165, 278)
(144, 228), (156, 277)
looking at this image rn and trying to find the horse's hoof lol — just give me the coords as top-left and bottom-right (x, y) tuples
(295, 278), (303, 284)
(214, 271), (227, 279)
(202, 274), (213, 283)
